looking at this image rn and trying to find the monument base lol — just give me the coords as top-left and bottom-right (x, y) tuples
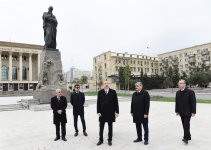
(34, 85), (70, 104)
(33, 48), (70, 104)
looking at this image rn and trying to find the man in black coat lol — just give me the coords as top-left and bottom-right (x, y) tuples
(175, 79), (196, 144)
(97, 80), (119, 146)
(50, 89), (67, 141)
(131, 82), (150, 145)
(70, 84), (88, 137)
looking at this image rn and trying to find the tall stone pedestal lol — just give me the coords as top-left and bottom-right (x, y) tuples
(33, 49), (70, 104)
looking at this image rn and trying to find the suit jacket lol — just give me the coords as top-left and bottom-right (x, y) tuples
(51, 96), (67, 124)
(70, 91), (85, 114)
(97, 88), (119, 122)
(175, 88), (196, 117)
(131, 90), (150, 123)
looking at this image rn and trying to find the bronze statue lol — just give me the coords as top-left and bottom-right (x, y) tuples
(42, 6), (58, 49)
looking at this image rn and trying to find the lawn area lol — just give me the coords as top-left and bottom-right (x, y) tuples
(84, 91), (132, 97)
(84, 91), (211, 104)
(151, 97), (211, 104)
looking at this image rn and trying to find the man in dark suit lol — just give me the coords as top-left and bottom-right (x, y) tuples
(131, 82), (150, 145)
(70, 84), (88, 137)
(175, 79), (196, 144)
(97, 80), (119, 146)
(50, 89), (67, 141)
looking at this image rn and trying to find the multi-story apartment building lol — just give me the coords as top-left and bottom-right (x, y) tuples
(93, 51), (158, 89)
(158, 43), (211, 75)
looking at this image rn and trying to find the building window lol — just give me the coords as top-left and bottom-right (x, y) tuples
(12, 66), (17, 80)
(104, 63), (107, 68)
(104, 54), (106, 60)
(1, 65), (8, 80)
(12, 55), (18, 61)
(23, 56), (27, 61)
(1, 55), (8, 60)
(22, 66), (27, 80)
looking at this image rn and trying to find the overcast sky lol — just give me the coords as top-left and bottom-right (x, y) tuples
(0, 0), (211, 71)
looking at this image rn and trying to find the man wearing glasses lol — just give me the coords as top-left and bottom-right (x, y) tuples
(71, 84), (88, 137)
(175, 79), (196, 144)
(50, 89), (67, 141)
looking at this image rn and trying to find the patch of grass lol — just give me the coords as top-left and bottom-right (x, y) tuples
(83, 91), (211, 104)
(151, 97), (211, 104)
(84, 91), (132, 97)
(83, 91), (97, 96)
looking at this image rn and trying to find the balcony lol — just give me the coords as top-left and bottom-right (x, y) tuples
(201, 56), (210, 62)
(189, 65), (196, 69)
(171, 56), (178, 61)
(162, 63), (168, 68)
(188, 54), (195, 58)
(161, 59), (168, 63)
(205, 61), (210, 67)
(201, 49), (209, 56)
(188, 58), (196, 63)
(172, 61), (179, 66)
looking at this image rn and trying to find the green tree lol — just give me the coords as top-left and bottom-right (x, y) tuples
(124, 65), (131, 92)
(163, 77), (173, 88)
(80, 75), (88, 88)
(172, 67), (180, 87)
(118, 67), (125, 89)
(97, 66), (103, 89)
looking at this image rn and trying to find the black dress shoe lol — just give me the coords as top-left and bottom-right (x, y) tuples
(182, 139), (188, 144)
(74, 132), (78, 136)
(108, 141), (112, 146)
(133, 139), (142, 143)
(54, 137), (60, 141)
(144, 141), (149, 145)
(97, 141), (103, 146)
(182, 137), (191, 141)
(62, 137), (67, 141)
(83, 131), (88, 136)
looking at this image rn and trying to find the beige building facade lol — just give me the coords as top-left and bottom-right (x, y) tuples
(158, 43), (211, 75)
(93, 51), (158, 90)
(0, 41), (43, 91)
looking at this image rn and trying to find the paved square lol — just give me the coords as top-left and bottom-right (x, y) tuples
(0, 100), (210, 150)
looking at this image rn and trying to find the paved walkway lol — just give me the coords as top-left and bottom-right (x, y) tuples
(0, 101), (210, 150)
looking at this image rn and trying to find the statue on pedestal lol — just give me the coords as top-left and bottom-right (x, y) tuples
(42, 6), (58, 49)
